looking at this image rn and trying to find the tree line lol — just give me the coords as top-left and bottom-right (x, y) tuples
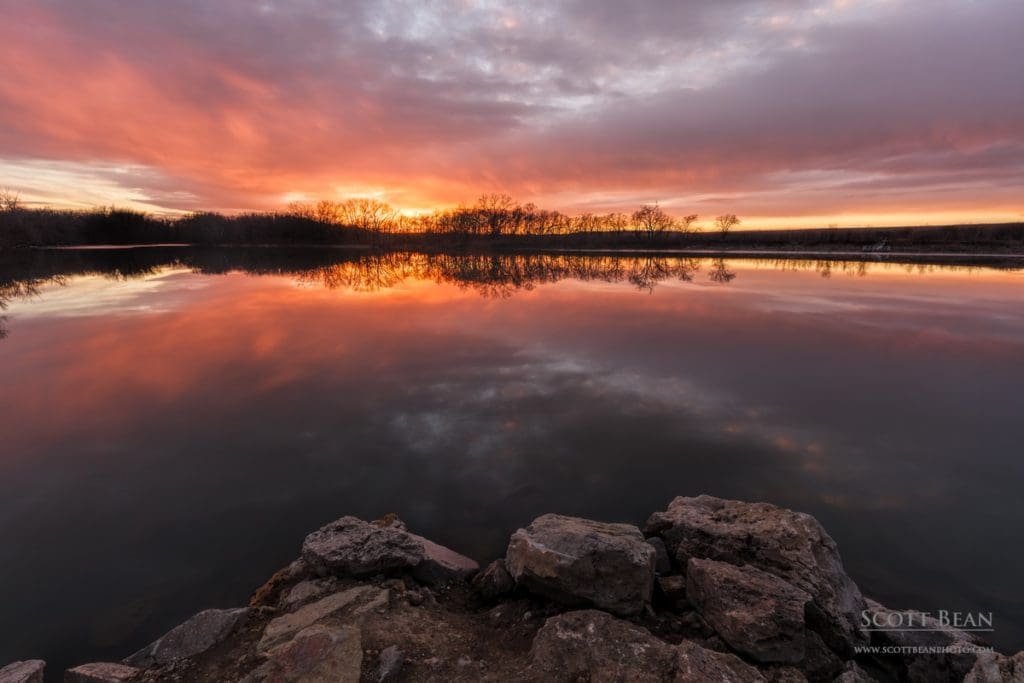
(3, 187), (1023, 251)
(0, 189), (740, 248)
(287, 194), (738, 237)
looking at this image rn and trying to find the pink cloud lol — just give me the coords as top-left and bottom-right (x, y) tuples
(0, 0), (1021, 224)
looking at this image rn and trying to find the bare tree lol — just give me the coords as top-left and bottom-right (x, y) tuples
(678, 214), (699, 233)
(0, 188), (21, 212)
(476, 193), (519, 237)
(631, 204), (674, 239)
(340, 198), (398, 233)
(714, 214), (740, 235)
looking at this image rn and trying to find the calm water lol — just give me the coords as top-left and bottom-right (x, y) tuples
(1, 248), (1023, 671)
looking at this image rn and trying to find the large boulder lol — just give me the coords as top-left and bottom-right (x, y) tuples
(244, 624), (362, 683)
(301, 516), (478, 585)
(525, 609), (677, 682)
(675, 640), (767, 682)
(646, 496), (867, 655)
(412, 535), (480, 585)
(0, 661), (44, 683)
(302, 517), (424, 577)
(124, 607), (249, 668)
(64, 662), (142, 682)
(863, 599), (987, 683)
(506, 514), (656, 616)
(686, 558), (811, 664)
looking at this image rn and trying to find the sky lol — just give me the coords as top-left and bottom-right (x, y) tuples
(0, 0), (1022, 228)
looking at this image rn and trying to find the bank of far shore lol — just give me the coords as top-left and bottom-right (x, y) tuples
(3, 495), (1020, 683)
(1, 201), (1022, 259)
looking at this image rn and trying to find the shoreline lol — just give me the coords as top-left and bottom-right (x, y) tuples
(4, 496), (1019, 682)
(12, 242), (1024, 270)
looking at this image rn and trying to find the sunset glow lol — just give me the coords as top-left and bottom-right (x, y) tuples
(1, 0), (1022, 227)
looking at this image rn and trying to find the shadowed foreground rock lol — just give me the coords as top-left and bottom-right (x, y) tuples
(506, 514), (656, 616)
(4, 500), (1021, 682)
(124, 607), (250, 668)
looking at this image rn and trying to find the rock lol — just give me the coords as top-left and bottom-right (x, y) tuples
(244, 624), (362, 683)
(0, 661), (44, 683)
(410, 534), (480, 586)
(833, 661), (878, 682)
(675, 640), (767, 682)
(656, 575), (688, 607)
(803, 629), (844, 681)
(250, 559), (310, 607)
(766, 667), (810, 682)
(64, 662), (142, 682)
(646, 495), (867, 656)
(258, 586), (383, 652)
(863, 599), (982, 682)
(302, 516), (424, 578)
(124, 607), (249, 667)
(964, 650), (1024, 683)
(686, 558), (810, 664)
(372, 513), (406, 530)
(526, 609), (676, 682)
(648, 537), (672, 574)
(301, 516), (478, 584)
(472, 559), (515, 600)
(506, 514), (656, 616)
(279, 579), (335, 610)
(376, 645), (404, 682)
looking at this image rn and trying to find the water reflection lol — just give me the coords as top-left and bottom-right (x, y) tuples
(0, 248), (1022, 672)
(2, 247), (1020, 318)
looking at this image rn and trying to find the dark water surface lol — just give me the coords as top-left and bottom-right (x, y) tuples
(1, 248), (1023, 671)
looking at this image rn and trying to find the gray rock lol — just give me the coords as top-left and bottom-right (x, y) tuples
(0, 661), (44, 683)
(526, 609), (676, 682)
(964, 650), (1024, 683)
(863, 599), (985, 683)
(376, 645), (404, 682)
(506, 514), (656, 616)
(124, 607), (249, 667)
(656, 575), (688, 607)
(833, 661), (878, 682)
(410, 534), (480, 586)
(302, 516), (424, 578)
(279, 579), (335, 610)
(769, 667), (810, 682)
(675, 640), (767, 682)
(301, 516), (478, 585)
(244, 624), (362, 683)
(686, 558), (810, 664)
(472, 559), (515, 600)
(647, 537), (672, 574)
(64, 662), (142, 682)
(646, 495), (867, 655)
(258, 586), (383, 652)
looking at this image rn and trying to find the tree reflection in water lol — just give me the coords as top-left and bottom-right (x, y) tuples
(0, 247), (1013, 340)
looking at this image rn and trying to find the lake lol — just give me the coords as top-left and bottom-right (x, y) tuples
(1, 247), (1023, 672)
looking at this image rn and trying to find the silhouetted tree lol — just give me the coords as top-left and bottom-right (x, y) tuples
(340, 198), (397, 233)
(678, 214), (699, 233)
(715, 214), (740, 235)
(0, 188), (21, 212)
(631, 204), (674, 239)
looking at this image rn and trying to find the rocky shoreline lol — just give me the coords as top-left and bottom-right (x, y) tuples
(2, 495), (1021, 682)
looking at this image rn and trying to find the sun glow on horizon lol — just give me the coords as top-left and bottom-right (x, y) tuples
(0, 1), (1021, 227)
